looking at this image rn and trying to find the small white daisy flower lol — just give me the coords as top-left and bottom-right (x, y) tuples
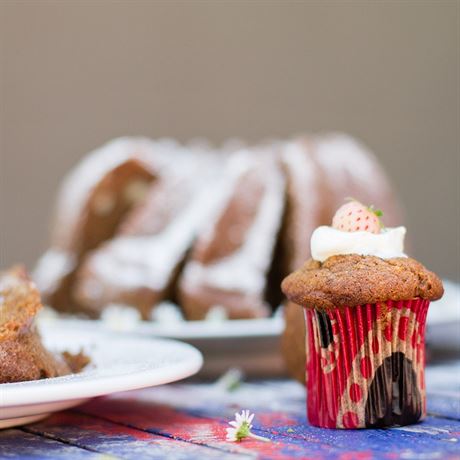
(225, 410), (270, 443)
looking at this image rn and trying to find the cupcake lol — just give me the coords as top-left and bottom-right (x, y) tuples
(281, 200), (443, 429)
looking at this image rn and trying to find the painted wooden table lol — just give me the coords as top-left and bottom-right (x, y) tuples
(1, 361), (459, 459)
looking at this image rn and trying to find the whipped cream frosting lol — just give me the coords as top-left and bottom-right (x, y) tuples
(311, 226), (407, 262)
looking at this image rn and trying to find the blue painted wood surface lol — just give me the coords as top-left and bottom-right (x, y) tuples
(1, 361), (459, 459)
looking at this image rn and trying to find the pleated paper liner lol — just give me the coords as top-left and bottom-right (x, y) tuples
(304, 298), (430, 429)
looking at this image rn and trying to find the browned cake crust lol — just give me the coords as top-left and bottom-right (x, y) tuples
(68, 159), (155, 256)
(180, 285), (270, 320)
(33, 139), (157, 315)
(61, 350), (91, 374)
(0, 330), (72, 383)
(281, 301), (307, 383)
(74, 152), (222, 319)
(48, 158), (154, 315)
(0, 267), (42, 340)
(282, 255), (444, 311)
(73, 175), (186, 319)
(278, 138), (326, 276)
(178, 151), (285, 320)
(311, 134), (403, 233)
(0, 266), (88, 383)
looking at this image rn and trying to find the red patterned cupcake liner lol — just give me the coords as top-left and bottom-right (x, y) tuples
(305, 298), (430, 429)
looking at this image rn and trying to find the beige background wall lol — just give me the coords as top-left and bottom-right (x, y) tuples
(1, 1), (459, 280)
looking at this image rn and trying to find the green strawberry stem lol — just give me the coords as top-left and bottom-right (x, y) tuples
(368, 205), (384, 228)
(344, 197), (385, 229)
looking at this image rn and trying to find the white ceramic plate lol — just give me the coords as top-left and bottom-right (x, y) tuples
(131, 315), (286, 378)
(38, 316), (285, 379)
(0, 323), (203, 429)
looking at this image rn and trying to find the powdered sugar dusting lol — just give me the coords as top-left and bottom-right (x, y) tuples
(51, 137), (160, 249)
(314, 134), (380, 190)
(33, 249), (76, 296)
(100, 304), (142, 331)
(281, 139), (322, 268)
(191, 150), (259, 251)
(283, 141), (316, 184)
(313, 133), (401, 226)
(181, 151), (285, 295)
(150, 302), (185, 323)
(50, 137), (188, 250)
(77, 152), (227, 303)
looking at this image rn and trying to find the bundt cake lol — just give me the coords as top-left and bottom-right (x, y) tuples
(0, 266), (88, 383)
(34, 134), (402, 353)
(178, 149), (286, 320)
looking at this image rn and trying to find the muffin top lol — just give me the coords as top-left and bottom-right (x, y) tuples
(281, 200), (444, 310)
(281, 254), (444, 310)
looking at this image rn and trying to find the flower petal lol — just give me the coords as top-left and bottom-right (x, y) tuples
(226, 427), (237, 441)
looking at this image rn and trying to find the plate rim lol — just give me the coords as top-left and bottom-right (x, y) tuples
(42, 315), (285, 341)
(1, 330), (203, 408)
